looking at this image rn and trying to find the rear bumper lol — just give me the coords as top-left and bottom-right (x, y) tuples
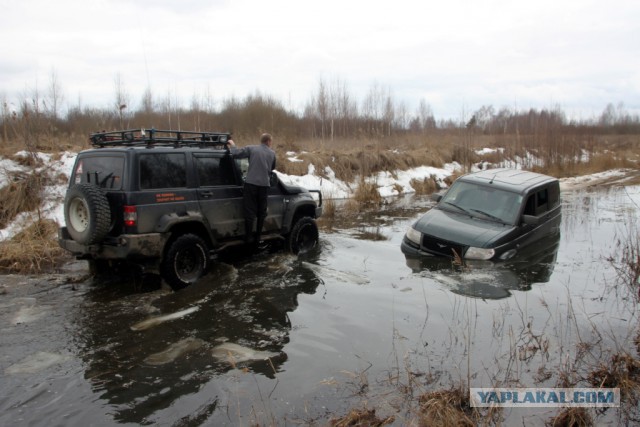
(58, 227), (168, 259)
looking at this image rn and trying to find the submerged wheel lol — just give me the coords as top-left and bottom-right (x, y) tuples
(160, 234), (210, 291)
(64, 183), (111, 244)
(287, 217), (319, 255)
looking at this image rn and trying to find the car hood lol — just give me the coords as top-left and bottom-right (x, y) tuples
(413, 208), (514, 247)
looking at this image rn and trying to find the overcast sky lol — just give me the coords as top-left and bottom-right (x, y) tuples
(1, 0), (639, 120)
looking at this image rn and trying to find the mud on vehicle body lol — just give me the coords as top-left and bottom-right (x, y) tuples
(58, 129), (323, 290)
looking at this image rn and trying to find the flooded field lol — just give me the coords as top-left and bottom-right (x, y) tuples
(1, 185), (639, 426)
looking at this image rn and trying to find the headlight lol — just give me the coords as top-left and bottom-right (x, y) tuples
(405, 227), (422, 245)
(464, 246), (495, 260)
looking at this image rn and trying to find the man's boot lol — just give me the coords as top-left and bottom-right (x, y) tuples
(244, 219), (254, 246)
(255, 216), (267, 250)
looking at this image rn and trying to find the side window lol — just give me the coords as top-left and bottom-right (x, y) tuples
(525, 187), (552, 216)
(536, 188), (549, 214)
(548, 182), (560, 209)
(235, 158), (249, 182)
(195, 156), (236, 186)
(139, 153), (187, 190)
(524, 195), (536, 216)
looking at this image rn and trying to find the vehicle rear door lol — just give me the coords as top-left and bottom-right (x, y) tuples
(520, 181), (562, 243)
(194, 154), (245, 240)
(130, 152), (200, 234)
(71, 152), (126, 236)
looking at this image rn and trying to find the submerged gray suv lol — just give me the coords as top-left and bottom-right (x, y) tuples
(401, 168), (561, 262)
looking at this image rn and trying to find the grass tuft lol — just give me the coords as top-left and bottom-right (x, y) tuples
(0, 219), (67, 273)
(0, 171), (45, 229)
(410, 175), (439, 195)
(330, 408), (395, 427)
(416, 387), (479, 427)
(547, 407), (593, 427)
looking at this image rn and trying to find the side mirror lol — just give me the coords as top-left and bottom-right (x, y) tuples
(269, 171), (278, 187)
(522, 215), (539, 225)
(431, 193), (443, 203)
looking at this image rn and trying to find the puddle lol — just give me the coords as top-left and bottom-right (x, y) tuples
(0, 187), (639, 425)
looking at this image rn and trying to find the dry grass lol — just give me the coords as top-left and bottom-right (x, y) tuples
(0, 219), (67, 273)
(607, 227), (640, 300)
(0, 170), (45, 229)
(330, 408), (395, 427)
(410, 175), (439, 195)
(353, 179), (382, 207)
(415, 387), (480, 427)
(275, 134), (455, 183)
(587, 353), (640, 405)
(547, 407), (593, 427)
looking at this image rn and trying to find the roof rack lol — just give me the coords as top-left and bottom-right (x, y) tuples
(89, 128), (232, 148)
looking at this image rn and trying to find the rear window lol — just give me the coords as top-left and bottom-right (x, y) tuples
(139, 153), (187, 190)
(73, 155), (124, 190)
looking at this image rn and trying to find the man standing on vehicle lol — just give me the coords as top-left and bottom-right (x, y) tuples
(228, 133), (276, 249)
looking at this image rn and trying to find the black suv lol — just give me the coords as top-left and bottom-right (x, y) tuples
(58, 129), (323, 290)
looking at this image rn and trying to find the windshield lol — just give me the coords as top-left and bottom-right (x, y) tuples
(439, 180), (522, 225)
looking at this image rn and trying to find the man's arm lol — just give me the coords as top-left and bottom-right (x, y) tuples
(227, 140), (249, 159)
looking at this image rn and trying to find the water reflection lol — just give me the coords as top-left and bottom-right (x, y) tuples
(74, 247), (323, 424)
(404, 233), (560, 299)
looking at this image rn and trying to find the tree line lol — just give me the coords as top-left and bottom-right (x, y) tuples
(2, 74), (639, 148)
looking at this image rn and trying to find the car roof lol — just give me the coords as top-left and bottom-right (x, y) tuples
(458, 168), (558, 193)
(78, 146), (228, 155)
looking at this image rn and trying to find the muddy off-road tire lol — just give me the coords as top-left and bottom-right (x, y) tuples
(64, 183), (111, 245)
(160, 233), (210, 291)
(287, 217), (319, 255)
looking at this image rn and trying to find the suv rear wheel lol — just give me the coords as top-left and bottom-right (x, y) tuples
(160, 234), (210, 291)
(64, 183), (111, 245)
(287, 217), (319, 254)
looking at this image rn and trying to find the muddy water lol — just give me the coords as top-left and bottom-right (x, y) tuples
(1, 186), (639, 426)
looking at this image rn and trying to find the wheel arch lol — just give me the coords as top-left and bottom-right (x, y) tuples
(286, 202), (318, 233)
(162, 220), (215, 256)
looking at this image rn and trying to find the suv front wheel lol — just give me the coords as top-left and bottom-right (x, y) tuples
(287, 217), (319, 255)
(160, 234), (210, 291)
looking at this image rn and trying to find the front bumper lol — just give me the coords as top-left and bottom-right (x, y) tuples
(58, 227), (168, 259)
(400, 237), (435, 257)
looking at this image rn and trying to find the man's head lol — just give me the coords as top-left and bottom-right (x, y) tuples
(260, 133), (273, 147)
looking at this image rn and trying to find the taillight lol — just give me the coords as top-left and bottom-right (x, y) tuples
(124, 205), (137, 227)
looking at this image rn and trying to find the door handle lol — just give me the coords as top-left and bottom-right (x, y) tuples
(200, 191), (213, 198)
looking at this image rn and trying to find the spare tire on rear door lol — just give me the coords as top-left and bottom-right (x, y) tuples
(64, 183), (111, 245)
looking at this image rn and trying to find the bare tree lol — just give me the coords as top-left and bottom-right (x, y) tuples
(383, 91), (395, 136)
(471, 105), (495, 132)
(316, 79), (329, 141)
(141, 86), (154, 114)
(1, 93), (9, 142)
(362, 82), (387, 136)
(114, 73), (130, 128)
(47, 68), (64, 121)
(394, 101), (410, 131)
(417, 99), (436, 132)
